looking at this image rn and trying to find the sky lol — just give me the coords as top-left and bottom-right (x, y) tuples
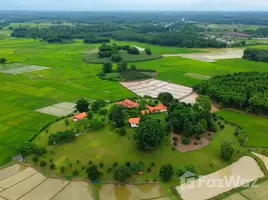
(1, 0), (268, 11)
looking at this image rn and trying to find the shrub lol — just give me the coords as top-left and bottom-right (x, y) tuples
(234, 131), (239, 136)
(76, 160), (80, 164)
(48, 130), (75, 145)
(32, 156), (39, 163)
(194, 142), (198, 145)
(64, 119), (69, 126)
(99, 109), (108, 115)
(87, 111), (94, 120)
(172, 136), (178, 141)
(220, 124), (225, 129)
(99, 162), (104, 168)
(50, 163), (56, 169)
(151, 162), (155, 167)
(60, 166), (65, 173)
(147, 167), (151, 172)
(113, 162), (118, 167)
(118, 128), (127, 136)
(196, 135), (201, 140)
(159, 164), (174, 182)
(173, 141), (177, 146)
(73, 169), (79, 176)
(220, 142), (235, 161)
(49, 158), (53, 163)
(18, 143), (47, 157)
(88, 160), (93, 165)
(40, 161), (47, 167)
(182, 136), (190, 145)
(114, 166), (132, 182)
(125, 161), (131, 167)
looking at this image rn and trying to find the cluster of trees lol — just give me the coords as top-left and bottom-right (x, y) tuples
(0, 58), (7, 64)
(18, 142), (47, 157)
(112, 31), (226, 48)
(48, 130), (76, 145)
(84, 37), (110, 44)
(101, 62), (155, 82)
(98, 43), (122, 62)
(195, 72), (268, 115)
(167, 95), (217, 143)
(243, 48), (268, 62)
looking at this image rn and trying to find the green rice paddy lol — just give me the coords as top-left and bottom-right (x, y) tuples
(1, 27), (268, 167)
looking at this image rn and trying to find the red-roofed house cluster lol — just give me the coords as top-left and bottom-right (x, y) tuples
(118, 99), (168, 128)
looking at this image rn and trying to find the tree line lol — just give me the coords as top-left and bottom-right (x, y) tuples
(243, 48), (268, 62)
(195, 72), (268, 115)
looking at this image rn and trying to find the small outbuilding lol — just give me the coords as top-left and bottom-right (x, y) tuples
(118, 99), (139, 109)
(147, 104), (167, 113)
(73, 112), (87, 121)
(128, 118), (140, 128)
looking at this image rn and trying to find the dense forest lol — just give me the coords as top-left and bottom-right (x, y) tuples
(11, 24), (226, 47)
(195, 72), (268, 115)
(243, 48), (268, 62)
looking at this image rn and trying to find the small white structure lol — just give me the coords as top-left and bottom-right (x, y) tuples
(128, 118), (140, 128)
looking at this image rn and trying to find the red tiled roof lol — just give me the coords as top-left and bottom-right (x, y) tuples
(118, 99), (139, 108)
(128, 118), (140, 125)
(73, 112), (87, 120)
(147, 104), (167, 113)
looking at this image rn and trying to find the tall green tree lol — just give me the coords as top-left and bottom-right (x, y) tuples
(0, 58), (7, 64)
(109, 105), (125, 127)
(114, 166), (132, 182)
(158, 92), (174, 106)
(102, 63), (113, 73)
(134, 117), (165, 151)
(220, 142), (235, 161)
(75, 98), (89, 113)
(159, 164), (174, 181)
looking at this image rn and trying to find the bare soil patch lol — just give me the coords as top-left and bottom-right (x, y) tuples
(120, 79), (193, 100)
(20, 178), (69, 200)
(99, 183), (165, 200)
(0, 173), (46, 200)
(52, 181), (93, 200)
(0, 164), (20, 181)
(171, 132), (213, 153)
(0, 168), (37, 189)
(165, 49), (244, 62)
(36, 102), (76, 117)
(176, 156), (264, 200)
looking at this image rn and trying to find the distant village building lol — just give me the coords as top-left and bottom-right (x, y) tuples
(117, 99), (139, 109)
(228, 32), (251, 39)
(73, 112), (87, 121)
(128, 118), (140, 128)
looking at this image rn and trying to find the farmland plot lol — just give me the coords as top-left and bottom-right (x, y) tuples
(176, 156), (264, 200)
(36, 102), (76, 117)
(0, 63), (50, 75)
(120, 79), (194, 102)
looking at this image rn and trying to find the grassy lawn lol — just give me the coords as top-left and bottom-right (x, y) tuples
(30, 115), (244, 190)
(84, 51), (162, 64)
(216, 110), (268, 147)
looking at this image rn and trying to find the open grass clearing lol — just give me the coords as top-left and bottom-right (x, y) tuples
(216, 110), (268, 147)
(31, 115), (245, 187)
(184, 73), (211, 80)
(176, 156), (264, 200)
(176, 49), (244, 62)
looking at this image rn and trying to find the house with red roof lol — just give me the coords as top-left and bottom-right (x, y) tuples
(73, 112), (87, 121)
(128, 118), (140, 128)
(117, 99), (139, 109)
(147, 104), (167, 113)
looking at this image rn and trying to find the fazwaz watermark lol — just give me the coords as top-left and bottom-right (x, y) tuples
(179, 171), (258, 190)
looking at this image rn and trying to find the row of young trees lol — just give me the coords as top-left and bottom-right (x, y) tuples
(243, 48), (268, 62)
(195, 72), (268, 115)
